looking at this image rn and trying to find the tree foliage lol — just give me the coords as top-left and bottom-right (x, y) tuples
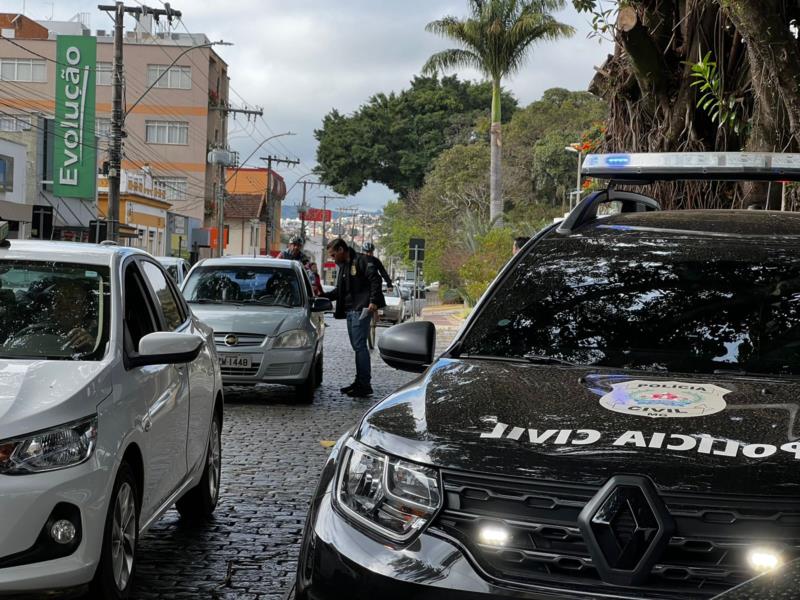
(379, 87), (595, 298)
(422, 0), (575, 224)
(575, 0), (800, 209)
(314, 75), (516, 198)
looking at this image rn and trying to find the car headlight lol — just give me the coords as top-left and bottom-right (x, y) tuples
(273, 330), (311, 349)
(335, 439), (441, 543)
(0, 416), (97, 475)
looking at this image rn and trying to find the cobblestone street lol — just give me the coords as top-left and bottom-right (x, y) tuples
(113, 316), (451, 600)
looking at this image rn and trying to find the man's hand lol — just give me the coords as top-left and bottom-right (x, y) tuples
(368, 303), (378, 313)
(62, 328), (93, 351)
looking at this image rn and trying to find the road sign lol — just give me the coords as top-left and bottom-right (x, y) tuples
(409, 238), (425, 262)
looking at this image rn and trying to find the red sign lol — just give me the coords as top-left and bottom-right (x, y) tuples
(209, 227), (229, 249)
(304, 208), (332, 222)
(323, 261), (336, 270)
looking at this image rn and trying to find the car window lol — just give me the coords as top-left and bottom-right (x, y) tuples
(124, 262), (159, 353)
(461, 235), (800, 376)
(141, 261), (185, 331)
(0, 260), (110, 361)
(165, 263), (180, 283)
(183, 265), (302, 307)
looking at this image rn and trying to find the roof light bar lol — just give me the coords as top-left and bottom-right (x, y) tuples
(582, 152), (800, 182)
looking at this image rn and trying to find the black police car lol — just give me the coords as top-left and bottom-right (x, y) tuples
(296, 153), (800, 599)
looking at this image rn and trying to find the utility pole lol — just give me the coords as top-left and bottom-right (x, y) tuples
(260, 155), (300, 253)
(298, 180), (322, 240)
(318, 194), (343, 281)
(207, 106), (262, 257)
(99, 1), (181, 241)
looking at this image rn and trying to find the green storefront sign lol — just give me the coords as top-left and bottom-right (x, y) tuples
(53, 35), (96, 199)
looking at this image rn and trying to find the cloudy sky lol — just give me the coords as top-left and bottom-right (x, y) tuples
(30, 0), (611, 211)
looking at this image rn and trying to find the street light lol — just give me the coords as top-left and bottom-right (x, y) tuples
(565, 144), (582, 211)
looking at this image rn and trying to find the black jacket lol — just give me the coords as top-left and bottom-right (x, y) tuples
(365, 255), (393, 288)
(324, 249), (385, 319)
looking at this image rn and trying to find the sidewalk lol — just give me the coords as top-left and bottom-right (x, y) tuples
(420, 304), (469, 346)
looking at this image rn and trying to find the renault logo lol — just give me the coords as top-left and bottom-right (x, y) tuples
(577, 476), (675, 586)
(224, 334), (238, 347)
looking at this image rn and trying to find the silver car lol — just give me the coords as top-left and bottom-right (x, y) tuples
(182, 257), (330, 402)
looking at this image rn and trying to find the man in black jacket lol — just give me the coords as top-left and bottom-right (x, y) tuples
(324, 238), (385, 397)
(361, 242), (393, 290)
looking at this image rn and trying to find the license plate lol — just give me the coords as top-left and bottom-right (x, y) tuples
(219, 354), (252, 369)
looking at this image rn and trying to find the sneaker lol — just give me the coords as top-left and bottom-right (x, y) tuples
(340, 382), (357, 394)
(346, 384), (373, 398)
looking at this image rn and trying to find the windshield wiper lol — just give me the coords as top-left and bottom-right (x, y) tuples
(460, 353), (579, 367)
(189, 298), (223, 304)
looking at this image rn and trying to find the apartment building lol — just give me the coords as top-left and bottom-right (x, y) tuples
(0, 12), (229, 236)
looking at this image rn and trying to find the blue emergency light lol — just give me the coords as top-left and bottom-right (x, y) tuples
(582, 152), (800, 182)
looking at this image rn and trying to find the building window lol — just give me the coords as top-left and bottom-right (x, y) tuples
(145, 120), (189, 145)
(155, 176), (188, 201)
(147, 64), (191, 90)
(0, 114), (32, 132)
(96, 62), (113, 86)
(0, 58), (46, 82)
(96, 118), (112, 139)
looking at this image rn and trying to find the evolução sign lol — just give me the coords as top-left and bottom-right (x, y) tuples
(53, 35), (96, 199)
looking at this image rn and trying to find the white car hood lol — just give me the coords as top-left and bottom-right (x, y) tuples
(188, 303), (308, 337)
(0, 359), (111, 439)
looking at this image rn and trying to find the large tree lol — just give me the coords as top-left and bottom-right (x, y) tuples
(422, 0), (575, 226)
(314, 75), (516, 198)
(576, 0), (800, 209)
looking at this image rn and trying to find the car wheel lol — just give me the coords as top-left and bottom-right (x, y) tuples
(176, 411), (222, 521)
(91, 462), (139, 599)
(295, 360), (316, 404)
(314, 351), (323, 387)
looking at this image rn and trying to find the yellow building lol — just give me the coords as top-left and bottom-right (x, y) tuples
(97, 170), (172, 255)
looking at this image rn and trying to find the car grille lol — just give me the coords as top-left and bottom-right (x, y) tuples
(263, 363), (304, 377)
(220, 362), (261, 377)
(214, 332), (266, 347)
(431, 471), (800, 599)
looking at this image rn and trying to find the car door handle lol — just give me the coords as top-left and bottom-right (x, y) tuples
(141, 413), (153, 432)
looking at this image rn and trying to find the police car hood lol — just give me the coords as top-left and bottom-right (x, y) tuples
(357, 358), (800, 496)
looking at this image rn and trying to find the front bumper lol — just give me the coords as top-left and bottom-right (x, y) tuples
(296, 492), (617, 600)
(0, 460), (108, 594)
(216, 345), (315, 385)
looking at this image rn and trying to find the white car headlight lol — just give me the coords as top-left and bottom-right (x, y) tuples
(273, 330), (311, 349)
(335, 439), (441, 543)
(0, 416), (97, 475)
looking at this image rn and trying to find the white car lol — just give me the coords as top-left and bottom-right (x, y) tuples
(379, 287), (411, 324)
(0, 238), (223, 598)
(182, 257), (331, 403)
(155, 256), (191, 287)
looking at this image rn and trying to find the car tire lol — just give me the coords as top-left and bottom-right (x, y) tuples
(295, 359), (316, 404)
(91, 461), (139, 600)
(314, 351), (323, 387)
(176, 411), (222, 521)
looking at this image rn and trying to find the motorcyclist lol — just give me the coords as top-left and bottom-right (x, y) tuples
(279, 236), (308, 264)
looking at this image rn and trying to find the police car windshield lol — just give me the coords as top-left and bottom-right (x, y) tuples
(461, 234), (800, 375)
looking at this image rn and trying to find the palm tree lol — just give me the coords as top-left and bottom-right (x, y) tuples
(422, 0), (574, 226)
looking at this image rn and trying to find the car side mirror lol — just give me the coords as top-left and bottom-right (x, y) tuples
(312, 297), (333, 312)
(130, 332), (203, 368)
(378, 321), (436, 373)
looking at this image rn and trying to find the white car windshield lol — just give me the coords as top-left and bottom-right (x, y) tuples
(183, 266), (302, 307)
(0, 260), (111, 361)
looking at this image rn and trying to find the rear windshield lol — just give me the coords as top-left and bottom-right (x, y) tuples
(460, 234), (800, 376)
(0, 260), (111, 361)
(183, 265), (302, 307)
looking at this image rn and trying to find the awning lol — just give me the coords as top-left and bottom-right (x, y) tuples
(36, 192), (95, 228)
(0, 200), (33, 223)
